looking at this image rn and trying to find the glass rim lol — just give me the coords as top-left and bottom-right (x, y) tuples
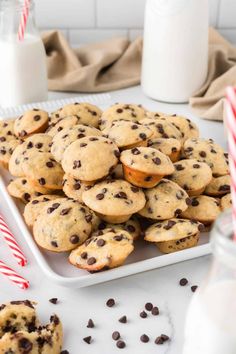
(212, 208), (236, 256)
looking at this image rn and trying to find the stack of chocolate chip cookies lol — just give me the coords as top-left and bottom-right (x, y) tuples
(0, 102), (230, 272)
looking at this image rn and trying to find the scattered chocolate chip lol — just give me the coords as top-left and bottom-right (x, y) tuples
(35, 142), (43, 149)
(116, 340), (126, 349)
(198, 224), (205, 232)
(117, 108), (123, 113)
(175, 164), (184, 171)
(112, 331), (120, 340)
(179, 278), (188, 286)
(131, 147), (140, 155)
(73, 160), (81, 169)
(49, 298), (58, 304)
(155, 334), (169, 344)
(131, 186), (139, 193)
(145, 302), (153, 311)
(140, 311), (147, 318)
(70, 235), (80, 244)
(97, 238), (106, 247)
(119, 315), (127, 323)
(193, 163), (200, 168)
(191, 285), (198, 292)
(131, 124), (138, 130)
(60, 208), (71, 216)
(164, 220), (176, 230)
(61, 351), (70, 354)
(51, 241), (58, 248)
(139, 133), (147, 140)
(87, 319), (95, 328)
(96, 193), (104, 200)
(46, 161), (54, 168)
(152, 157), (161, 165)
(152, 307), (159, 316)
(81, 252), (88, 259)
(106, 298), (115, 307)
(87, 257), (96, 265)
(114, 192), (127, 199)
(83, 336), (92, 344)
(140, 334), (149, 343)
(38, 177), (46, 185)
(34, 115), (41, 121)
(191, 198), (199, 207)
(199, 151), (206, 158)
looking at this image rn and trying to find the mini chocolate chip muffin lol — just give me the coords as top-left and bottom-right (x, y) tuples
(82, 179), (146, 223)
(183, 138), (229, 177)
(169, 159), (212, 196)
(50, 102), (102, 127)
(7, 177), (53, 204)
(23, 195), (63, 228)
(140, 116), (183, 141)
(9, 134), (53, 177)
(14, 109), (49, 139)
(62, 173), (94, 202)
(62, 136), (120, 182)
(180, 195), (221, 224)
(165, 114), (199, 142)
(33, 198), (93, 252)
(0, 138), (20, 170)
(0, 119), (16, 141)
(0, 300), (39, 338)
(220, 193), (232, 211)
(145, 219), (204, 253)
(120, 146), (174, 188)
(22, 151), (64, 190)
(204, 175), (230, 196)
(93, 216), (141, 240)
(51, 124), (102, 163)
(147, 137), (181, 162)
(99, 103), (146, 130)
(69, 230), (134, 272)
(104, 120), (153, 150)
(138, 179), (189, 220)
(0, 313), (63, 354)
(46, 115), (81, 137)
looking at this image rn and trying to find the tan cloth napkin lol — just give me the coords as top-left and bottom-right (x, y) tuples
(42, 28), (236, 121)
(42, 31), (142, 93)
(190, 28), (236, 121)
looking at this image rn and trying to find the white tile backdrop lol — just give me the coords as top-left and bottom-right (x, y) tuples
(36, 0), (236, 46)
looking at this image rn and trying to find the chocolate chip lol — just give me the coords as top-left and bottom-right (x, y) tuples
(20, 130), (27, 137)
(97, 238), (106, 247)
(49, 298), (58, 304)
(87, 257), (96, 265)
(61, 351), (70, 354)
(87, 319), (95, 328)
(60, 208), (71, 216)
(112, 331), (120, 340)
(179, 278), (188, 286)
(114, 150), (120, 158)
(131, 147), (140, 155)
(140, 334), (149, 343)
(191, 198), (199, 206)
(155, 334), (169, 344)
(35, 142), (43, 149)
(114, 192), (127, 199)
(145, 176), (152, 181)
(139, 133), (147, 140)
(89, 137), (98, 141)
(126, 224), (135, 233)
(23, 193), (31, 202)
(46, 161), (54, 168)
(152, 157), (161, 165)
(174, 208), (182, 216)
(117, 108), (123, 113)
(114, 235), (123, 241)
(131, 124), (138, 130)
(51, 241), (58, 247)
(131, 186), (139, 193)
(191, 285), (198, 292)
(0, 304), (6, 311)
(175, 164), (184, 171)
(219, 184), (230, 192)
(172, 147), (177, 152)
(77, 133), (85, 139)
(80, 143), (87, 147)
(19, 338), (33, 352)
(164, 220), (176, 230)
(119, 315), (127, 323)
(106, 298), (115, 307)
(199, 151), (206, 157)
(34, 115), (41, 121)
(116, 340), (126, 349)
(73, 160), (81, 169)
(193, 163), (200, 168)
(186, 197), (192, 205)
(140, 311), (147, 318)
(81, 252), (88, 259)
(145, 302), (153, 311)
(38, 177), (46, 185)
(83, 336), (92, 344)
(152, 307), (159, 316)
(70, 235), (80, 244)
(198, 223), (205, 232)
(96, 193), (104, 200)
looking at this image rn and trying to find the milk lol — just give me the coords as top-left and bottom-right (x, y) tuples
(183, 280), (236, 354)
(0, 34), (48, 108)
(141, 0), (209, 103)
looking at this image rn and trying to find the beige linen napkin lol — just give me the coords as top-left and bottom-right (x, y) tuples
(42, 28), (236, 121)
(190, 28), (236, 121)
(42, 31), (142, 93)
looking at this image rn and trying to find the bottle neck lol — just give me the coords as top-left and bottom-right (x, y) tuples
(0, 0), (38, 41)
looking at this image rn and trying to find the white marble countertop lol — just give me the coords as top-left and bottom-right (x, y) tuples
(0, 86), (226, 354)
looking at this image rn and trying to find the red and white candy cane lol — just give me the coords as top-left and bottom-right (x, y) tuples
(0, 260), (29, 289)
(0, 214), (27, 266)
(18, 0), (30, 41)
(225, 86), (236, 241)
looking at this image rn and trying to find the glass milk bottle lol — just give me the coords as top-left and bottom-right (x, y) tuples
(183, 210), (236, 354)
(141, 0), (209, 103)
(0, 0), (48, 108)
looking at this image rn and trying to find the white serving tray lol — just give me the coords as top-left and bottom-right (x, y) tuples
(0, 94), (211, 288)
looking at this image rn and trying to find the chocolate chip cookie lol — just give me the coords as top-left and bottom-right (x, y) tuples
(14, 109), (49, 139)
(165, 114), (199, 142)
(204, 175), (230, 196)
(147, 137), (181, 162)
(0, 138), (20, 169)
(220, 193), (231, 211)
(139, 179), (189, 220)
(93, 216), (141, 240)
(140, 116), (183, 141)
(46, 115), (81, 137)
(62, 173), (93, 202)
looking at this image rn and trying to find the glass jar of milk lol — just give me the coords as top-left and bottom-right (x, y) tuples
(141, 0), (209, 103)
(0, 0), (48, 108)
(183, 210), (236, 354)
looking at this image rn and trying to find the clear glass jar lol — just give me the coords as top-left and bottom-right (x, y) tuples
(183, 210), (236, 354)
(0, 0), (48, 108)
